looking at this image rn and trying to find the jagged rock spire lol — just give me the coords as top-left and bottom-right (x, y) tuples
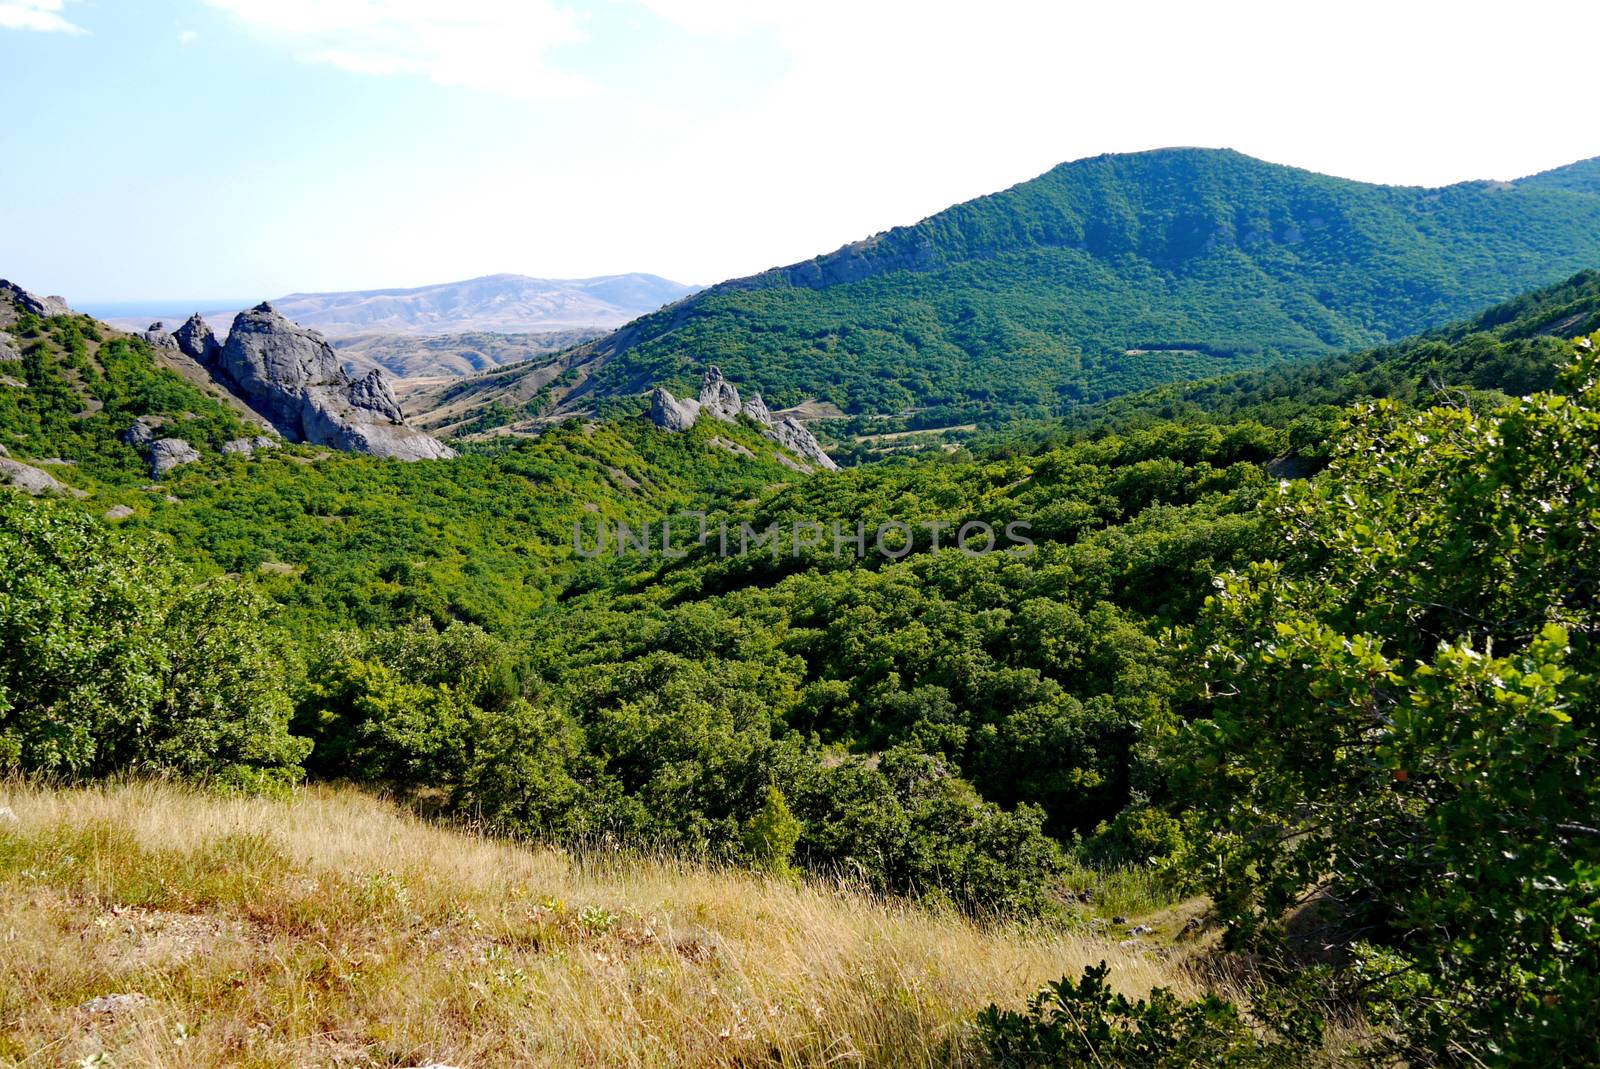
(648, 365), (837, 471)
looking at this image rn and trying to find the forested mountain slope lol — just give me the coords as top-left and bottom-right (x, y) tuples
(418, 148), (1600, 430)
(982, 265), (1600, 454)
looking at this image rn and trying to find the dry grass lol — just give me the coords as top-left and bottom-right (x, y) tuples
(0, 781), (1204, 1068)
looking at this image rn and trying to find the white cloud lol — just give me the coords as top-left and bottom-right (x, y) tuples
(0, 0), (85, 34)
(202, 0), (592, 101)
(177, 29), (199, 45)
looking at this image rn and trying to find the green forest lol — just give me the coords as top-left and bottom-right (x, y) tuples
(4, 260), (1598, 1063)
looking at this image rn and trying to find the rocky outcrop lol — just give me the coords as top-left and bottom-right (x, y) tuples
(709, 435), (755, 458)
(221, 435), (277, 456)
(699, 364), (742, 421)
(123, 417), (159, 447)
(741, 392), (773, 425)
(138, 322), (179, 350)
(650, 387), (701, 431)
(173, 314), (222, 365)
(770, 416), (838, 471)
(200, 302), (454, 461)
(150, 438), (201, 477)
(346, 368), (405, 422)
(0, 454), (72, 496)
(648, 365), (837, 471)
(0, 279), (70, 318)
(1, 456), (83, 496)
(77, 993), (152, 1018)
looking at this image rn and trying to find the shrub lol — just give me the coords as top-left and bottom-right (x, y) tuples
(741, 784), (802, 876)
(1174, 343), (1600, 1062)
(976, 962), (1314, 1068)
(0, 493), (306, 785)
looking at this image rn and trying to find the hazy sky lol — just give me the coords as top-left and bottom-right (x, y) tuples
(3, 0), (1597, 301)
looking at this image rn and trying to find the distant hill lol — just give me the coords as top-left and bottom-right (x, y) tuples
(270, 273), (699, 335)
(332, 328), (604, 381)
(92, 273), (699, 340)
(416, 148), (1600, 431)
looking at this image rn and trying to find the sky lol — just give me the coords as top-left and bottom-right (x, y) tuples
(2, 0), (1598, 302)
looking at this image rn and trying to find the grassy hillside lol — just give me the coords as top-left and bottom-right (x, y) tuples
(0, 306), (259, 485)
(0, 781), (1195, 1068)
(418, 148), (1600, 429)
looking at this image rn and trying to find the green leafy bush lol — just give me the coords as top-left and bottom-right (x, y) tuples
(0, 493), (306, 787)
(976, 963), (1315, 1068)
(1173, 341), (1600, 1063)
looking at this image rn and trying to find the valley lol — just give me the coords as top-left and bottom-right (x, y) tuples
(3, 147), (1599, 1067)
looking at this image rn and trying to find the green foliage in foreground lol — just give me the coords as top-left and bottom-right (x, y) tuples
(977, 962), (1316, 1068)
(0, 492), (306, 789)
(295, 620), (1070, 915)
(254, 390), (1341, 915)
(1172, 340), (1600, 1063)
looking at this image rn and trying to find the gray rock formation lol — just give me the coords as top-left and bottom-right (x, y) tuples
(123, 417), (158, 447)
(1, 456), (79, 496)
(741, 392), (773, 425)
(173, 314), (222, 365)
(709, 435), (755, 458)
(698, 365), (742, 422)
(203, 302), (454, 461)
(650, 387), (701, 432)
(77, 993), (152, 1017)
(771, 415), (839, 471)
(149, 437), (201, 477)
(221, 435), (277, 456)
(105, 504), (134, 521)
(647, 366), (837, 470)
(347, 368), (405, 422)
(138, 322), (178, 350)
(0, 279), (70, 318)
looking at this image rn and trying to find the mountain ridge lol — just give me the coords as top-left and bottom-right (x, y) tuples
(412, 147), (1600, 432)
(269, 272), (699, 336)
(96, 272), (700, 340)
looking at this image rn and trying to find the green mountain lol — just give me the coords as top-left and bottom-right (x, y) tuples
(419, 148), (1600, 430)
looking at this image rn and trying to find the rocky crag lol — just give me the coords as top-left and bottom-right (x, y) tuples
(650, 367), (837, 471)
(0, 279), (70, 319)
(153, 304), (454, 461)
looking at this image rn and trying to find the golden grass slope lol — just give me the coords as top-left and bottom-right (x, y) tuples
(0, 782), (1200, 1068)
